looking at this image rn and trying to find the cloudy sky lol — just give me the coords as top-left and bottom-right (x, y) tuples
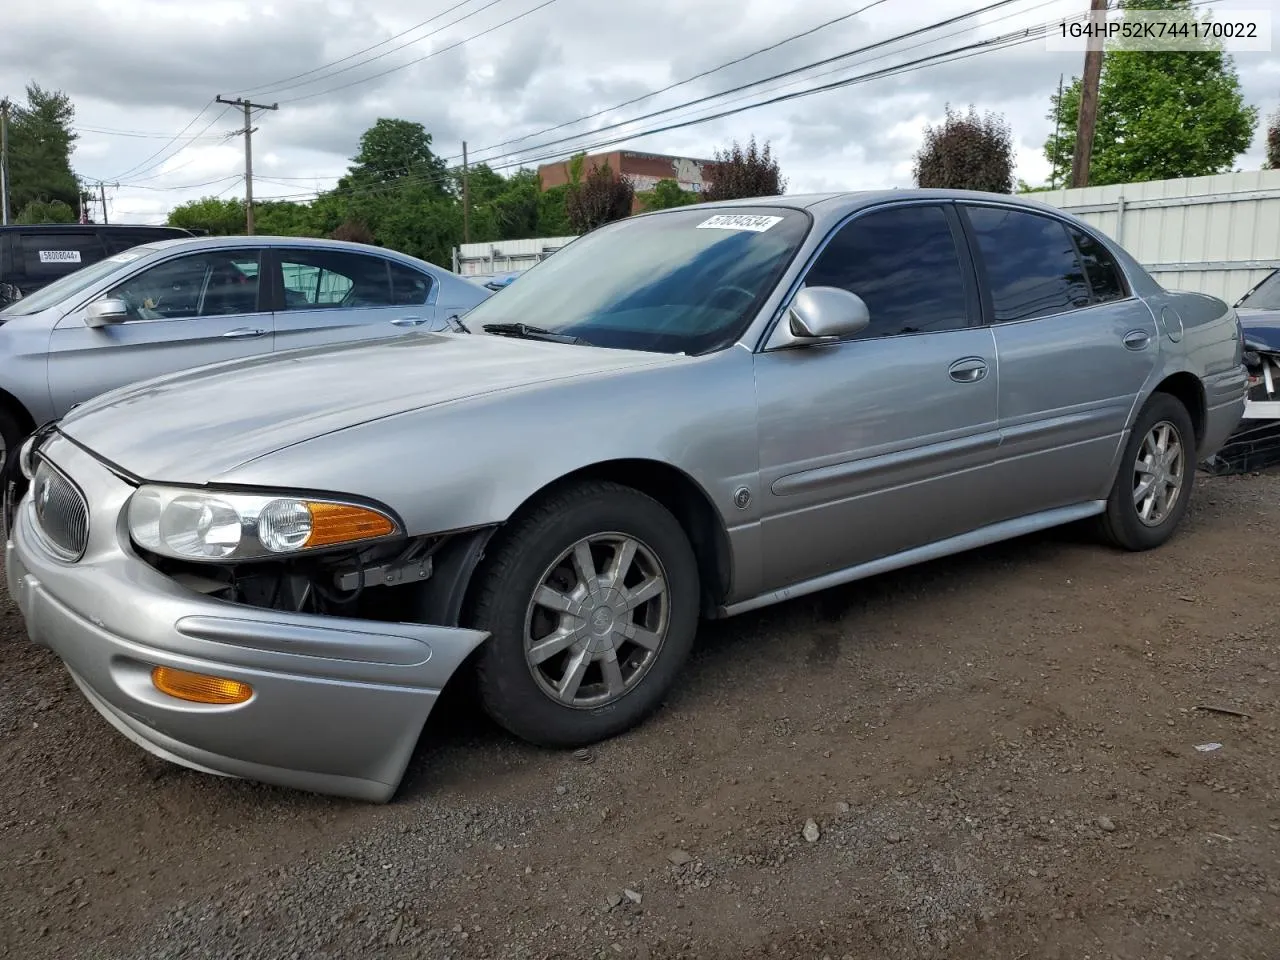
(2, 0), (1277, 224)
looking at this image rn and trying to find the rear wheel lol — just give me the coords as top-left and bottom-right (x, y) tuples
(0, 404), (29, 499)
(467, 480), (699, 748)
(1097, 392), (1196, 551)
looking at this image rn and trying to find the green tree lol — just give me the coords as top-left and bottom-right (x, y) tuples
(6, 83), (83, 216)
(638, 178), (698, 211)
(1266, 109), (1279, 170)
(343, 118), (450, 197)
(167, 196), (246, 234)
(565, 160), (634, 233)
(537, 184), (572, 235)
(702, 137), (786, 202)
(1043, 0), (1257, 186)
(913, 104), (1014, 193)
(15, 199), (76, 224)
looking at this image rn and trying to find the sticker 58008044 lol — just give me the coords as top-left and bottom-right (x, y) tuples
(696, 214), (783, 232)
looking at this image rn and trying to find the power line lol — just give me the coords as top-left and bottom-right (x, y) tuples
(73, 125), (227, 141)
(457, 0), (1030, 168)
(277, 0), (562, 104)
(259, 23), (1060, 206)
(230, 0), (499, 97)
(473, 0), (897, 160)
(104, 100), (221, 181)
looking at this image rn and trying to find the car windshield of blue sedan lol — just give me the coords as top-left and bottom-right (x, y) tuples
(1238, 270), (1280, 311)
(463, 207), (811, 354)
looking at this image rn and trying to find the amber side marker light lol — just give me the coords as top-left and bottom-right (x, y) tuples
(151, 666), (253, 705)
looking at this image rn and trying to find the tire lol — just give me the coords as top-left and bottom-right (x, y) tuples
(467, 480), (700, 748)
(1097, 391), (1196, 551)
(0, 404), (28, 499)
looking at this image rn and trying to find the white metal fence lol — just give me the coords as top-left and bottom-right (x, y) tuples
(451, 236), (578, 278)
(1028, 169), (1280, 303)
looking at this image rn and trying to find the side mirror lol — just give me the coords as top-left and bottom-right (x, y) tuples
(84, 298), (130, 329)
(787, 286), (871, 341)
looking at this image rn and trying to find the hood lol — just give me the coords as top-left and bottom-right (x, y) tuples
(1238, 307), (1280, 352)
(58, 332), (669, 482)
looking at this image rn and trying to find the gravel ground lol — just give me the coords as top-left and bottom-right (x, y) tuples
(2, 471), (1279, 960)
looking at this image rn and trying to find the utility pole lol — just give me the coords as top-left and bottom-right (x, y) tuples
(0, 97), (11, 226)
(215, 95), (278, 235)
(1070, 0), (1110, 189)
(1051, 73), (1064, 188)
(98, 181), (111, 224)
(461, 140), (471, 245)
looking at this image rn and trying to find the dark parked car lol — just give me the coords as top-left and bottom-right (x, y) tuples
(0, 224), (195, 306)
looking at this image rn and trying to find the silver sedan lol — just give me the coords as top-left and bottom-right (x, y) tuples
(6, 189), (1247, 802)
(0, 234), (491, 465)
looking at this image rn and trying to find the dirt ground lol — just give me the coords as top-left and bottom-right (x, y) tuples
(1, 471), (1278, 960)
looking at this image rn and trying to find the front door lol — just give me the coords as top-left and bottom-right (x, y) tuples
(47, 247), (272, 413)
(957, 203), (1160, 520)
(270, 248), (440, 353)
(753, 202), (1003, 592)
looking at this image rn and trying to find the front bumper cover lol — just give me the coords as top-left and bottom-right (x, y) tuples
(5, 432), (488, 803)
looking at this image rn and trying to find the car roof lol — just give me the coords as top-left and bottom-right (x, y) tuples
(135, 234), (452, 270)
(0, 223), (192, 235)
(689, 188), (1076, 216)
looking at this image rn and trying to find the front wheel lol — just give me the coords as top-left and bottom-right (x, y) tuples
(1098, 392), (1196, 551)
(467, 480), (700, 748)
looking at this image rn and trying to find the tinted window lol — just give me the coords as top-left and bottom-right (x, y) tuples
(1238, 269), (1280, 311)
(389, 261), (434, 305)
(804, 204), (970, 338)
(1069, 226), (1126, 303)
(102, 231), (173, 256)
(966, 207), (1090, 323)
(20, 232), (106, 283)
(105, 251), (263, 320)
(457, 206), (810, 354)
(279, 250), (395, 310)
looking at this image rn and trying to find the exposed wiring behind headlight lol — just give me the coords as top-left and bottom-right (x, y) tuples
(127, 484), (401, 563)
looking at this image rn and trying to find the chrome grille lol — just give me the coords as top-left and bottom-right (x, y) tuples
(31, 457), (90, 561)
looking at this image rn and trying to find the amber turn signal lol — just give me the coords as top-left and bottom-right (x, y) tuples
(303, 502), (397, 548)
(151, 666), (253, 705)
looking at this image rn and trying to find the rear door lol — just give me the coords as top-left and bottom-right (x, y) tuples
(269, 247), (440, 353)
(957, 203), (1159, 518)
(47, 247), (273, 411)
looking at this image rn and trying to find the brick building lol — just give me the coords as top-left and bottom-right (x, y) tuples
(537, 150), (717, 211)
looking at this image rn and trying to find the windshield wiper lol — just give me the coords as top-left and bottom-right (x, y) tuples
(481, 322), (583, 345)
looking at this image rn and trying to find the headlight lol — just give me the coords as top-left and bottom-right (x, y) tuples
(127, 485), (400, 562)
(18, 434), (39, 480)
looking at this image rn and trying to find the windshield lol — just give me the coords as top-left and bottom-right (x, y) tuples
(463, 206), (811, 354)
(0, 247), (159, 317)
(1238, 269), (1280, 311)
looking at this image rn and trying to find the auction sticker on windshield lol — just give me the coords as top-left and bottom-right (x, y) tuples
(38, 250), (82, 264)
(696, 214), (784, 232)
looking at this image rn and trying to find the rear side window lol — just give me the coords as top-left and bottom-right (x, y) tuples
(1069, 226), (1127, 303)
(278, 250), (397, 309)
(19, 232), (107, 284)
(388, 261), (434, 305)
(965, 206), (1091, 323)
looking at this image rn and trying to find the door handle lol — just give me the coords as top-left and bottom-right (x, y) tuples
(948, 358), (989, 383)
(1123, 330), (1151, 350)
(222, 327), (267, 339)
(390, 316), (428, 327)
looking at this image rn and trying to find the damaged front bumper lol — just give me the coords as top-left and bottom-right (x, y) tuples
(4, 432), (488, 803)
(1203, 347), (1280, 475)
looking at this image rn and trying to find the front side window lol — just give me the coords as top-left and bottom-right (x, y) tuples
(803, 204), (970, 339)
(457, 206), (811, 354)
(278, 250), (395, 310)
(105, 250), (263, 320)
(965, 206), (1090, 323)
